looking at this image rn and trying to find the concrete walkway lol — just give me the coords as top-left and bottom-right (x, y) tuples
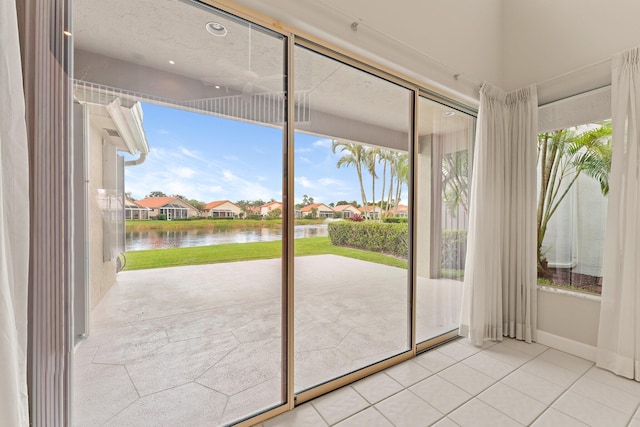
(74, 255), (462, 426)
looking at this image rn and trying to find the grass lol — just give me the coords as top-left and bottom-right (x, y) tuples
(123, 236), (408, 271)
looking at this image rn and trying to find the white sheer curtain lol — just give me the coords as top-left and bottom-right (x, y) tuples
(597, 47), (640, 380)
(0, 0), (31, 425)
(460, 83), (538, 346)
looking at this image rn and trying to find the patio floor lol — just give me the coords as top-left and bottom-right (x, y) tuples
(74, 254), (462, 426)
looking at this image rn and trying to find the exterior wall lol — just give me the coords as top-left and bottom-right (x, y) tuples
(209, 201), (241, 217)
(301, 204), (334, 218)
(260, 202), (282, 216)
(88, 121), (117, 309)
(542, 174), (607, 276)
(334, 205), (359, 218)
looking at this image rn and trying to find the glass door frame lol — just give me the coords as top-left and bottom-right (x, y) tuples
(58, 1), (479, 426)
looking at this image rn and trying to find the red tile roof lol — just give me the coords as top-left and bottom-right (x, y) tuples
(204, 200), (235, 210)
(260, 201), (282, 208)
(135, 196), (179, 208)
(300, 203), (333, 212)
(333, 204), (357, 211)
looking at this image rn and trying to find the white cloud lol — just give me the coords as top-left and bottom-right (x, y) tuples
(223, 154), (239, 161)
(295, 176), (315, 189)
(318, 177), (341, 186)
(299, 156), (311, 163)
(312, 139), (332, 148)
(179, 147), (201, 160)
(296, 147), (312, 153)
(174, 167), (196, 178)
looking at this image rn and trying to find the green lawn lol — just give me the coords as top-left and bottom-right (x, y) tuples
(123, 236), (408, 271)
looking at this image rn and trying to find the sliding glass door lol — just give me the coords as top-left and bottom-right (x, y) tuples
(415, 96), (475, 346)
(72, 1), (288, 425)
(293, 45), (413, 395)
(71, 1), (478, 424)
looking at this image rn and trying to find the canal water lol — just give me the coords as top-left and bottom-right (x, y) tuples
(126, 224), (328, 251)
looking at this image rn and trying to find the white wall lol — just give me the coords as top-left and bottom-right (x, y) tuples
(503, 0), (640, 94)
(88, 120), (117, 308)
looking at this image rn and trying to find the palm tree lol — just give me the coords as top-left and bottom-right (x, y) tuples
(441, 150), (469, 217)
(332, 140), (369, 218)
(393, 153), (409, 215)
(537, 121), (612, 275)
(379, 150), (388, 216)
(385, 151), (398, 214)
(365, 148), (380, 220)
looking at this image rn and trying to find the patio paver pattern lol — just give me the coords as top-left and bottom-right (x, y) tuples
(74, 255), (462, 426)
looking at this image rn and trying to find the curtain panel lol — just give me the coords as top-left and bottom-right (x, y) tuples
(0, 0), (30, 425)
(597, 47), (640, 380)
(460, 83), (538, 346)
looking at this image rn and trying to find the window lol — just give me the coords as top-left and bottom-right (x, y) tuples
(536, 121), (611, 295)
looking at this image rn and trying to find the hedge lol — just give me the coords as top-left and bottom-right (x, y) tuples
(328, 221), (408, 258)
(441, 229), (467, 269)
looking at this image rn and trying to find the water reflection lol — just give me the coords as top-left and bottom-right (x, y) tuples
(126, 224), (328, 251)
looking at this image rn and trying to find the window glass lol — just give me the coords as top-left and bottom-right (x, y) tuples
(537, 121), (611, 295)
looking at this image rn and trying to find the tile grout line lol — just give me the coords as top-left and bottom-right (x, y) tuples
(522, 350), (595, 426)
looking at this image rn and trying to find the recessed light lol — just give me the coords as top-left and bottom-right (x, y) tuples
(206, 22), (228, 37)
(443, 111), (456, 117)
(214, 85), (221, 89)
(169, 60), (175, 65)
(63, 30), (72, 36)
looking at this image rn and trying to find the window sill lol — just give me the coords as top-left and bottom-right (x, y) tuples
(538, 285), (601, 302)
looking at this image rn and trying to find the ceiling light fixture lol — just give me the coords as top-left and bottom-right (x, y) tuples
(206, 22), (228, 37)
(169, 60), (175, 65)
(63, 30), (72, 36)
(214, 85), (221, 89)
(443, 111), (456, 117)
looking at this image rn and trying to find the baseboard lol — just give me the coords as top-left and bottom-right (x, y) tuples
(537, 330), (597, 362)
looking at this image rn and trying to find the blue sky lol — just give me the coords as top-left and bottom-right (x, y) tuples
(123, 103), (404, 205)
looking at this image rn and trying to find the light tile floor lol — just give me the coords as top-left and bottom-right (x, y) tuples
(258, 338), (640, 427)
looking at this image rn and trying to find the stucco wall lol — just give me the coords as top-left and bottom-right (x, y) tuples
(88, 120), (117, 309)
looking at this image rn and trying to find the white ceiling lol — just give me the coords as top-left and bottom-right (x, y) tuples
(74, 0), (475, 143)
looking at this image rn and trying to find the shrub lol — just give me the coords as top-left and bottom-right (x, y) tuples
(328, 221), (408, 258)
(441, 229), (467, 270)
(349, 214), (364, 222)
(155, 214), (167, 221)
(246, 214), (262, 220)
(383, 216), (408, 224)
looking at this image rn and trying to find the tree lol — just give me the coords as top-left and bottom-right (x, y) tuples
(146, 190), (166, 198)
(332, 140), (370, 218)
(365, 148), (380, 220)
(537, 121), (612, 275)
(187, 199), (205, 212)
(393, 154), (409, 216)
(441, 150), (469, 217)
(125, 191), (134, 200)
(378, 150), (394, 217)
(268, 208), (282, 218)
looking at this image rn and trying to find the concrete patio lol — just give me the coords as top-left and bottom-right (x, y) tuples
(73, 254), (462, 426)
